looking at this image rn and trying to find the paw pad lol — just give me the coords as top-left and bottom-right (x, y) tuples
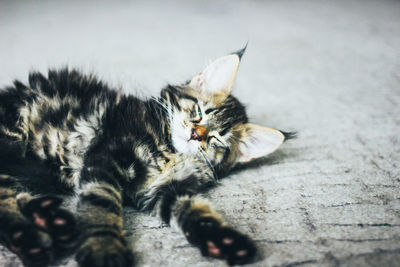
(41, 199), (55, 208)
(207, 241), (221, 257)
(54, 218), (67, 225)
(33, 212), (47, 228)
(28, 248), (42, 255)
(236, 249), (247, 257)
(12, 231), (23, 240)
(223, 237), (233, 245)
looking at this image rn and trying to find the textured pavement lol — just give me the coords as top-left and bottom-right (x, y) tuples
(1, 0), (400, 266)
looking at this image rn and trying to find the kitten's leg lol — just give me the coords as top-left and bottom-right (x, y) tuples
(0, 175), (54, 266)
(148, 159), (257, 265)
(163, 195), (257, 266)
(74, 179), (133, 267)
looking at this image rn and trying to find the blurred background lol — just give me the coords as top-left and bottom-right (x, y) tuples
(1, 0), (399, 266)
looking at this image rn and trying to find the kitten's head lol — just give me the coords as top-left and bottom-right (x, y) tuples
(162, 47), (291, 172)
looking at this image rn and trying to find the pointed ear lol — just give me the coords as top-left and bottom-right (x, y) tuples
(237, 124), (285, 164)
(189, 53), (241, 98)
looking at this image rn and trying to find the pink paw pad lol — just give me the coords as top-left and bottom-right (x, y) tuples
(223, 237), (233, 245)
(28, 248), (41, 255)
(236, 249), (247, 257)
(53, 218), (67, 226)
(207, 241), (221, 257)
(40, 199), (54, 208)
(12, 231), (23, 240)
(33, 212), (47, 228)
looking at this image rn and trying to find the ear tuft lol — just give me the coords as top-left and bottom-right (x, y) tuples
(231, 42), (248, 60)
(281, 131), (297, 141)
(237, 124), (285, 164)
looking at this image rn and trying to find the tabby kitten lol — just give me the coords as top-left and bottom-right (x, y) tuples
(0, 48), (292, 267)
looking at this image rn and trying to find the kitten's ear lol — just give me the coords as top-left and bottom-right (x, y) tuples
(189, 47), (246, 99)
(237, 123), (285, 164)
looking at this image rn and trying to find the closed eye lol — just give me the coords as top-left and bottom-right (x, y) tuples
(191, 104), (202, 123)
(197, 105), (202, 118)
(208, 135), (226, 148)
(205, 108), (215, 114)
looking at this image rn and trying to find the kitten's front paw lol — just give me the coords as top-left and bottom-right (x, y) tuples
(76, 235), (134, 267)
(183, 218), (257, 266)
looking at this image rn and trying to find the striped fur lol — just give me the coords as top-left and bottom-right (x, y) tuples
(0, 49), (292, 266)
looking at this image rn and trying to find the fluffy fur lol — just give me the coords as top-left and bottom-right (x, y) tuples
(0, 48), (293, 267)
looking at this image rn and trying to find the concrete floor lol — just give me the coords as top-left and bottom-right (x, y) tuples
(1, 0), (399, 266)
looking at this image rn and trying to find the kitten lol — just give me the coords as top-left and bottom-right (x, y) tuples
(0, 47), (293, 267)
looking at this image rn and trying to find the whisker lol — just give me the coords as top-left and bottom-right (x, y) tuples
(151, 96), (169, 113)
(151, 96), (175, 126)
(198, 147), (218, 181)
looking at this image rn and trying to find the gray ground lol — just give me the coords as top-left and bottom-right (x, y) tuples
(1, 0), (399, 266)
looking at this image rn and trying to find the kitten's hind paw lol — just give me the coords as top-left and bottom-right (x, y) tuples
(20, 196), (78, 252)
(7, 222), (53, 267)
(206, 227), (257, 266)
(184, 218), (257, 265)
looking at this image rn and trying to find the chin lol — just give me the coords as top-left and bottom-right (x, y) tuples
(172, 135), (200, 155)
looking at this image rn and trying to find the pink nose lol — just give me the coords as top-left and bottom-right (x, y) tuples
(190, 128), (202, 141)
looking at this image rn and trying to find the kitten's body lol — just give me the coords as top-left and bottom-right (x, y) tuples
(0, 49), (292, 266)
